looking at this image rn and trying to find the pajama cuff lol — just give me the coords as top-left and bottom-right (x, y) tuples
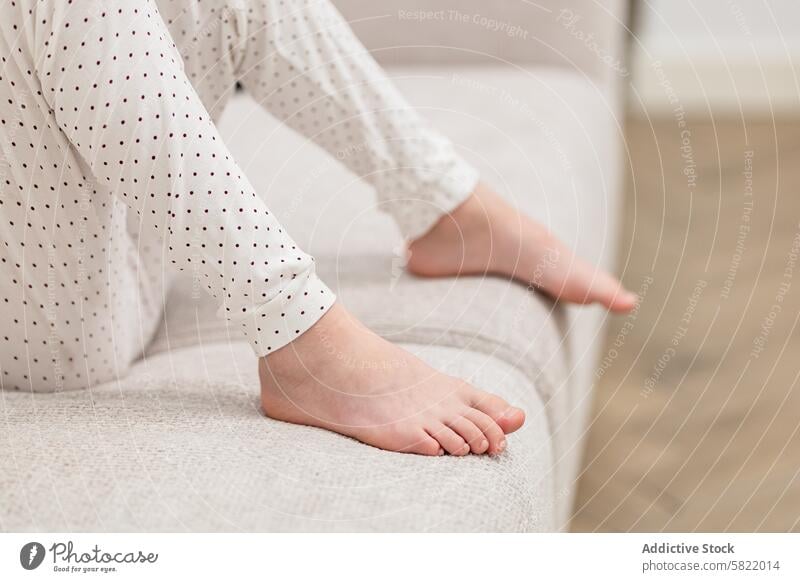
(382, 156), (481, 242)
(238, 271), (337, 358)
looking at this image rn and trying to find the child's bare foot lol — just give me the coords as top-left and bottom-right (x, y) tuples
(259, 303), (525, 456)
(406, 182), (637, 313)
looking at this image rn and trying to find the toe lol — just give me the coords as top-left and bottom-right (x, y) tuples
(590, 271), (637, 313)
(605, 286), (638, 313)
(428, 425), (471, 456)
(448, 415), (489, 454)
(465, 408), (507, 455)
(472, 393), (525, 434)
(403, 430), (444, 456)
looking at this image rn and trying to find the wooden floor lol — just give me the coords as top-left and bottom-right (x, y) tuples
(571, 114), (800, 532)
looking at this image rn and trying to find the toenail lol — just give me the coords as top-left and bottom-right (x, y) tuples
(497, 438), (507, 452)
(480, 439), (488, 450)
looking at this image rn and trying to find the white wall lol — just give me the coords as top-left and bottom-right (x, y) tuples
(630, 0), (800, 114)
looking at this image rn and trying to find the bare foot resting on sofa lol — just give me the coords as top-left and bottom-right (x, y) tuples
(407, 182), (638, 313)
(260, 302), (525, 456)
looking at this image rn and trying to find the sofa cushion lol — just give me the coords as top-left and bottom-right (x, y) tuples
(0, 67), (618, 532)
(332, 0), (628, 84)
(0, 341), (553, 532)
(175, 66), (619, 528)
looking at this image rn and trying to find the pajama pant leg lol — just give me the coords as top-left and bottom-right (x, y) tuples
(0, 0), (478, 392)
(231, 0), (480, 240)
(0, 0), (335, 392)
(154, 0), (479, 240)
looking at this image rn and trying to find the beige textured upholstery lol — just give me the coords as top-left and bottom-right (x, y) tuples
(334, 0), (627, 79)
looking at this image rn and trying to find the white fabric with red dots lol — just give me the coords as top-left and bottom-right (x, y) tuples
(0, 0), (478, 392)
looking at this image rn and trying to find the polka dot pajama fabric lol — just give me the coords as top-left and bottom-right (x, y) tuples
(0, 0), (479, 392)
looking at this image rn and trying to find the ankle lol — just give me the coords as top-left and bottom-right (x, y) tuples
(260, 301), (349, 388)
(441, 188), (494, 240)
(408, 186), (486, 246)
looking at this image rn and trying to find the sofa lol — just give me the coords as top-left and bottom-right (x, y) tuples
(1, 0), (628, 531)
